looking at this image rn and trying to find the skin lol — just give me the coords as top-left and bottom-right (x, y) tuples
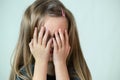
(29, 16), (71, 80)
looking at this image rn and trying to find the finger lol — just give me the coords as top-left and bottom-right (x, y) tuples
(38, 27), (45, 44)
(58, 29), (65, 47)
(33, 27), (38, 45)
(53, 38), (57, 50)
(65, 29), (69, 44)
(46, 38), (52, 49)
(55, 31), (62, 48)
(42, 29), (49, 47)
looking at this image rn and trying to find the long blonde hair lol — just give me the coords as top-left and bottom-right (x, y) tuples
(10, 0), (92, 80)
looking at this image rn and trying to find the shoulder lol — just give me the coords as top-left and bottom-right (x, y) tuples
(20, 64), (34, 74)
(69, 68), (81, 80)
(71, 77), (80, 80)
(70, 75), (80, 80)
(16, 64), (34, 80)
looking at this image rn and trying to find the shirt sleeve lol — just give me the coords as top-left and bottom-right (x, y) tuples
(15, 66), (30, 80)
(71, 77), (80, 80)
(69, 68), (81, 80)
(16, 75), (22, 80)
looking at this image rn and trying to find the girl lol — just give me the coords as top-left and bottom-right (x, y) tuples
(10, 0), (92, 80)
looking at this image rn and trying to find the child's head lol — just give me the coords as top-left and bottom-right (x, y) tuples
(20, 0), (77, 63)
(10, 0), (91, 80)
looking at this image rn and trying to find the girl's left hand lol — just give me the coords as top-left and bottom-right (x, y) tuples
(53, 29), (71, 65)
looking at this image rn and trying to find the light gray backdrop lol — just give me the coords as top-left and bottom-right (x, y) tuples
(0, 0), (120, 80)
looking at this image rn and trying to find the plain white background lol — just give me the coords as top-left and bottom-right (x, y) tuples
(0, 0), (120, 80)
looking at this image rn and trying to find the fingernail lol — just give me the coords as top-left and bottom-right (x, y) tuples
(52, 38), (54, 41)
(46, 28), (49, 31)
(60, 28), (63, 32)
(35, 27), (37, 31)
(65, 29), (67, 33)
(55, 31), (57, 35)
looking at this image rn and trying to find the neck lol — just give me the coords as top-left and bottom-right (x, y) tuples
(47, 62), (55, 76)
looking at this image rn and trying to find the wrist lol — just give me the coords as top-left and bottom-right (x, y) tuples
(33, 59), (48, 80)
(54, 61), (67, 67)
(54, 61), (70, 80)
(35, 58), (48, 63)
(35, 59), (48, 65)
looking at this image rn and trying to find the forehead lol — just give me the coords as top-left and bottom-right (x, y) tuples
(43, 16), (68, 34)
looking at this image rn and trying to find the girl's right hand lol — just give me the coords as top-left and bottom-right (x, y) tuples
(29, 27), (52, 63)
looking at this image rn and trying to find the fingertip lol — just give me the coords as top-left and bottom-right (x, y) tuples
(48, 38), (52, 43)
(59, 28), (61, 32)
(34, 27), (37, 35)
(65, 29), (67, 33)
(50, 38), (53, 43)
(53, 38), (57, 45)
(46, 29), (49, 34)
(52, 38), (55, 42)
(55, 31), (57, 35)
(40, 26), (44, 32)
(47, 38), (52, 48)
(52, 38), (55, 44)
(34, 27), (37, 32)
